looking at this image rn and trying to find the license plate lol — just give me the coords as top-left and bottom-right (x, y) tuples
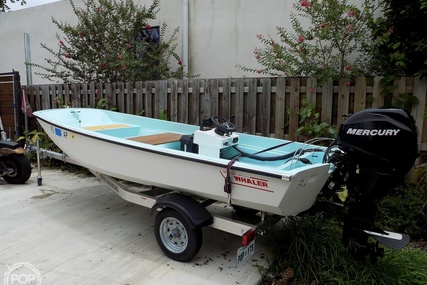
(236, 239), (255, 267)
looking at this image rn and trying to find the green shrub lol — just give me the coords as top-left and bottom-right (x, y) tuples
(377, 183), (427, 239)
(258, 213), (427, 285)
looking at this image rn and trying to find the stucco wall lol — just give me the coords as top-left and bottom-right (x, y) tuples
(0, 0), (293, 84)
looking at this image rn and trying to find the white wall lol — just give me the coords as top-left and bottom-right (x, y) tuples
(0, 0), (294, 84)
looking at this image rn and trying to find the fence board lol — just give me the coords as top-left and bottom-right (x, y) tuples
(247, 78), (257, 134)
(306, 77), (316, 105)
(260, 78), (271, 137)
(144, 81), (152, 118)
(288, 78), (300, 141)
(321, 80), (333, 124)
(135, 81), (143, 115)
(354, 77), (366, 113)
(275, 78), (286, 139)
(337, 79), (350, 126)
(126, 82), (133, 114)
(220, 78), (231, 120)
(371, 76), (383, 107)
(233, 78), (244, 132)
(170, 80), (178, 122)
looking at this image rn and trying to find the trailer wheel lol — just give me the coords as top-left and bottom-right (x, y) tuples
(1, 154), (32, 184)
(154, 208), (202, 262)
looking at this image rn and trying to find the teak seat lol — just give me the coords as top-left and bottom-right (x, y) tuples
(127, 133), (182, 145)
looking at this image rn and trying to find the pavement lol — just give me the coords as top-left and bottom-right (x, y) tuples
(0, 167), (268, 285)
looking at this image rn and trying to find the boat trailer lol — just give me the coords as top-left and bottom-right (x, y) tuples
(34, 147), (279, 267)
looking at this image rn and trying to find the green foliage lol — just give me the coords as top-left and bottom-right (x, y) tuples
(158, 109), (167, 120)
(259, 214), (427, 285)
(371, 0), (427, 77)
(239, 0), (379, 86)
(377, 182), (427, 239)
(379, 75), (419, 109)
(0, 0), (26, 13)
(32, 0), (185, 83)
(295, 97), (337, 139)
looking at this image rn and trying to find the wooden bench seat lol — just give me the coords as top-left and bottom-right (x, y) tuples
(83, 124), (130, 131)
(127, 132), (182, 145)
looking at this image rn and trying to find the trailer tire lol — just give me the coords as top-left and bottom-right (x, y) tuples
(1, 154), (31, 184)
(154, 208), (202, 262)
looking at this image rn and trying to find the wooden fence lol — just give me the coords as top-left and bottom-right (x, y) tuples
(23, 76), (427, 151)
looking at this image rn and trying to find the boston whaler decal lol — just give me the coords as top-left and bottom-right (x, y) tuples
(346, 128), (400, 136)
(220, 170), (273, 193)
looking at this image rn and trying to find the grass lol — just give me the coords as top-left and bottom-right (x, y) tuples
(258, 213), (427, 285)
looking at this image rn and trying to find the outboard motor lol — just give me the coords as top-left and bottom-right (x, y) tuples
(322, 107), (418, 261)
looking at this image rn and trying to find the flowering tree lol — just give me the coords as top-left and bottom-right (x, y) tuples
(240, 0), (379, 86)
(33, 0), (184, 83)
(0, 0), (26, 13)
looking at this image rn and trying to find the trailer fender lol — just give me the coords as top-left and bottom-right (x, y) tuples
(151, 193), (213, 230)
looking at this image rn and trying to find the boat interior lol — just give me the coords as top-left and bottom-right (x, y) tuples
(81, 119), (329, 171)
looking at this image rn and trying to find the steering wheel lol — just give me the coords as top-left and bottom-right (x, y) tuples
(211, 116), (236, 135)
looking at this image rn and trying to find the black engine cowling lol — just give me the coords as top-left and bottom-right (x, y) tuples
(323, 107), (418, 261)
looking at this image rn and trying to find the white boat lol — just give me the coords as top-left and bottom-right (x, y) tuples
(33, 108), (330, 216)
(33, 107), (418, 263)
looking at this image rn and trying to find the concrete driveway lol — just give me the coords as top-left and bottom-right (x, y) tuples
(1, 168), (268, 285)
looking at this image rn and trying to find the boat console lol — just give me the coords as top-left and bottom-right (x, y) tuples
(192, 116), (239, 158)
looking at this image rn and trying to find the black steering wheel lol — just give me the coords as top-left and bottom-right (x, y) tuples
(211, 116), (236, 136)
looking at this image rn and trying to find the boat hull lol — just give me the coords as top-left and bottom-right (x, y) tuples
(34, 108), (330, 216)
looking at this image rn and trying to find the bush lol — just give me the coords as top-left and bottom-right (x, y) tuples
(239, 0), (379, 86)
(32, 0), (184, 83)
(377, 182), (427, 240)
(259, 214), (427, 285)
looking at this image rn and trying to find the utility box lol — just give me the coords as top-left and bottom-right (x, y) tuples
(0, 71), (23, 140)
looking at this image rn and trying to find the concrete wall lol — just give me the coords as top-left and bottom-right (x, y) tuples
(0, 0), (294, 84)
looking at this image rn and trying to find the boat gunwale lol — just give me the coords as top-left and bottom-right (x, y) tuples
(34, 112), (329, 181)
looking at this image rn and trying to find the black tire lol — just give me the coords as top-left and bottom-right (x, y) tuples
(154, 208), (203, 262)
(1, 154), (32, 184)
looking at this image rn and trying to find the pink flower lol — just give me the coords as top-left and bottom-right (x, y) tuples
(255, 55), (261, 60)
(345, 65), (351, 71)
(344, 81), (350, 87)
(256, 34), (264, 39)
(145, 24), (151, 30)
(64, 54), (70, 58)
(298, 34), (304, 43)
(346, 24), (353, 32)
(178, 59), (182, 65)
(125, 43), (132, 49)
(319, 23), (326, 29)
(59, 40), (64, 45)
(310, 86), (315, 93)
(78, 31), (84, 38)
(347, 10), (356, 17)
(99, 63), (105, 68)
(301, 0), (311, 7)
(121, 64), (127, 70)
(257, 70), (262, 74)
